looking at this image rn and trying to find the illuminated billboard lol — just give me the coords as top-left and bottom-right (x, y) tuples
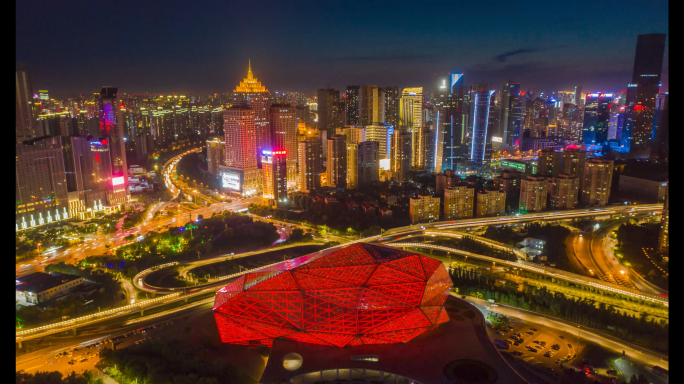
(222, 171), (241, 191)
(112, 176), (124, 186)
(379, 159), (391, 170)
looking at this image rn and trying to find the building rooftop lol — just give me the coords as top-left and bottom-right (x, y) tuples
(16, 272), (82, 294)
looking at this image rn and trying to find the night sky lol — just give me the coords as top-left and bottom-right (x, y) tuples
(16, 0), (668, 96)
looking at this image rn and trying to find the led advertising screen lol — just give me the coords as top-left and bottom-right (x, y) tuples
(112, 176), (124, 186)
(222, 171), (241, 191)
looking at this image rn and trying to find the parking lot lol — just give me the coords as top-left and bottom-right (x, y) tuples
(486, 314), (575, 375)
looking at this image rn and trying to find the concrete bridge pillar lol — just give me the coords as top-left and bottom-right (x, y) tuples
(72, 328), (77, 336)
(17, 340), (22, 349)
(185, 297), (188, 303)
(493, 261), (496, 269)
(141, 309), (144, 316)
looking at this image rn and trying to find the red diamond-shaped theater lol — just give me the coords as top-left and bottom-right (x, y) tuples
(212, 243), (453, 347)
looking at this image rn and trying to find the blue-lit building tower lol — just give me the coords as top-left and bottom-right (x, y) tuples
(470, 84), (495, 165)
(581, 93), (612, 145)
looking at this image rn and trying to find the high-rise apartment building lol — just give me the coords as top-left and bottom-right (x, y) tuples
(443, 185), (475, 220)
(658, 181), (668, 255)
(357, 141), (379, 188)
(16, 65), (37, 143)
(327, 134), (347, 188)
(470, 84), (496, 165)
(62, 136), (114, 218)
(365, 123), (393, 159)
(581, 158), (613, 206)
(581, 93), (612, 145)
(416, 126), (435, 170)
(409, 194), (441, 224)
(345, 86), (360, 125)
(560, 145), (587, 194)
(436, 169), (462, 194)
(519, 175), (547, 213)
(624, 34), (667, 151)
(389, 130), (412, 182)
(493, 170), (523, 213)
(98, 87), (128, 204)
(650, 93), (668, 162)
(384, 86), (400, 130)
(206, 137), (225, 175)
(16, 136), (70, 230)
(538, 148), (560, 176)
(548, 173), (579, 209)
(400, 87), (423, 167)
(298, 137), (321, 193)
(269, 104), (298, 188)
(476, 189), (506, 217)
(261, 150), (288, 207)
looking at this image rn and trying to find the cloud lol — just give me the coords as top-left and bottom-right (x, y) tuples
(493, 48), (541, 63)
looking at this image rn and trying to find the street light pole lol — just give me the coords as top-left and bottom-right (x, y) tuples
(577, 325), (581, 356)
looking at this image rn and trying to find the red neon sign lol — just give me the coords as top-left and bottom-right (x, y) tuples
(273, 150), (287, 155)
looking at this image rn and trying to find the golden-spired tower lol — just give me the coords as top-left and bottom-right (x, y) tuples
(223, 61), (271, 196)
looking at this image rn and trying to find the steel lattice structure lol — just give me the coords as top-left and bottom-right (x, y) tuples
(213, 243), (453, 347)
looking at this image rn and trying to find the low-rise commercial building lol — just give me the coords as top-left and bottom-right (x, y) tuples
(16, 272), (84, 306)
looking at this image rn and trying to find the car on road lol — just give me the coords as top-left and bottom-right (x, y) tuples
(530, 328), (537, 331)
(496, 331), (504, 336)
(567, 343), (572, 348)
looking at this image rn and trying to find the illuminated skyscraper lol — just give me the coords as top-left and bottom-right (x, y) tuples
(650, 93), (668, 162)
(98, 87), (128, 204)
(499, 82), (524, 148)
(364, 123), (393, 159)
(222, 107), (260, 196)
(389, 130), (412, 182)
(360, 85), (385, 125)
(16, 64), (37, 143)
(261, 149), (288, 207)
(435, 74), (465, 174)
(16, 136), (70, 230)
(233, 61), (271, 157)
(206, 137), (225, 175)
(469, 84), (495, 165)
(298, 137), (321, 193)
(400, 87), (423, 167)
(269, 104), (298, 189)
(623, 33), (666, 152)
(581, 93), (612, 145)
(318, 88), (345, 139)
(345, 85), (360, 125)
(658, 181), (668, 255)
(357, 141), (380, 188)
(384, 86), (400, 129)
(327, 134), (347, 188)
(416, 126), (435, 171)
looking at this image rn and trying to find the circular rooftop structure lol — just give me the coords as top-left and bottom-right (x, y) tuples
(283, 352), (303, 371)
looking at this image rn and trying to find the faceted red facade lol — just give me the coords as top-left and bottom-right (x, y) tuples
(213, 243), (453, 347)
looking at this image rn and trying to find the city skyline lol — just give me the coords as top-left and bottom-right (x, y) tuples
(17, 0), (668, 96)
